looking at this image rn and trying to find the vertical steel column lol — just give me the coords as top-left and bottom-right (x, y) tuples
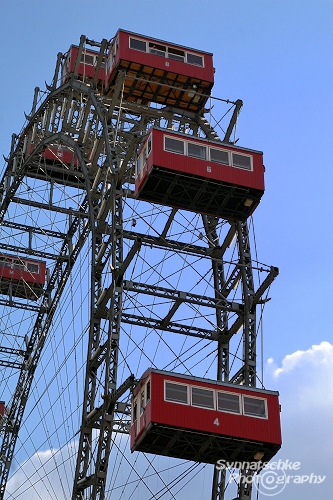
(236, 220), (256, 388)
(209, 219), (257, 500)
(236, 220), (256, 500)
(92, 188), (123, 499)
(203, 216), (229, 500)
(72, 223), (102, 498)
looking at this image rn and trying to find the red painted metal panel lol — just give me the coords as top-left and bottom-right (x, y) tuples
(106, 30), (214, 110)
(137, 128), (264, 192)
(29, 144), (80, 167)
(62, 45), (106, 84)
(108, 30), (214, 84)
(0, 255), (46, 286)
(134, 128), (265, 219)
(0, 402), (4, 417)
(130, 369), (282, 452)
(153, 372), (281, 445)
(42, 146), (80, 167)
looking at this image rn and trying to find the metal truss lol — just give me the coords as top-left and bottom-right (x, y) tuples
(0, 38), (278, 500)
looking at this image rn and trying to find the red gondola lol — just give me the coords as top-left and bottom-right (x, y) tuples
(134, 127), (265, 219)
(130, 369), (282, 465)
(105, 29), (214, 111)
(0, 254), (46, 300)
(29, 144), (80, 168)
(40, 145), (79, 166)
(61, 44), (106, 90)
(0, 401), (4, 418)
(27, 142), (83, 186)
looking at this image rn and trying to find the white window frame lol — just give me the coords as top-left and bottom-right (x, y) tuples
(107, 37), (119, 73)
(164, 135), (185, 155)
(26, 262), (40, 274)
(0, 257), (13, 268)
(141, 378), (151, 408)
(216, 390), (241, 415)
(128, 36), (205, 68)
(136, 155), (141, 176)
(136, 134), (152, 177)
(191, 385), (215, 410)
(148, 41), (166, 58)
(146, 378), (151, 404)
(231, 151), (253, 171)
(146, 135), (152, 157)
(129, 36), (147, 53)
(167, 47), (185, 62)
(140, 389), (145, 415)
(209, 147), (231, 166)
(132, 396), (138, 425)
(186, 51), (204, 67)
(80, 50), (96, 67)
(187, 141), (207, 160)
(163, 135), (254, 174)
(164, 380), (189, 406)
(160, 377), (270, 421)
(242, 395), (268, 419)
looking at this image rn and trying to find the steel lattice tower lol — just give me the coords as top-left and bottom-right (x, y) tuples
(0, 35), (278, 500)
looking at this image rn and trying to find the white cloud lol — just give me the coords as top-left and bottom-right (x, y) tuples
(5, 442), (77, 500)
(267, 341), (333, 411)
(273, 341), (333, 377)
(5, 343), (333, 500)
(263, 341), (333, 499)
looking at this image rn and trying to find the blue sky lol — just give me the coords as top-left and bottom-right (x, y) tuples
(1, 1), (332, 498)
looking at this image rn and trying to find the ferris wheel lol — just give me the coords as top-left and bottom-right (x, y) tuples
(0, 30), (280, 500)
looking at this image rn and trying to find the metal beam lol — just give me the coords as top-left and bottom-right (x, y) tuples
(223, 99), (243, 143)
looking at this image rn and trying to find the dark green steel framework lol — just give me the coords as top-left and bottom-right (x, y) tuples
(0, 36), (278, 500)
